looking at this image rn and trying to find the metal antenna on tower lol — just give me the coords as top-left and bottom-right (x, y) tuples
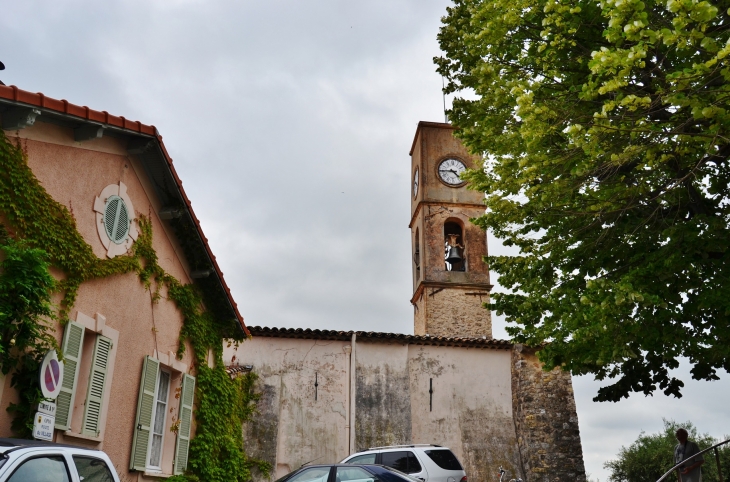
(442, 76), (448, 123)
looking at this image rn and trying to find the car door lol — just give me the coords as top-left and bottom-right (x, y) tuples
(379, 451), (428, 482)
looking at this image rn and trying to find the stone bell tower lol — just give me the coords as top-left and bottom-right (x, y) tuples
(409, 121), (492, 338)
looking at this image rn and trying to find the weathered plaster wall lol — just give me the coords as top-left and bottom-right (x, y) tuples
(2, 124), (196, 480)
(355, 342), (412, 450)
(226, 337), (530, 482)
(407, 345), (522, 482)
(224, 338), (352, 479)
(511, 345), (586, 482)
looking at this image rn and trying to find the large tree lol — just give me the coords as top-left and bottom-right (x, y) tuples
(436, 0), (730, 401)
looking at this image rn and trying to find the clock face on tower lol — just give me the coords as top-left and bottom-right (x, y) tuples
(437, 158), (467, 186)
(413, 168), (419, 198)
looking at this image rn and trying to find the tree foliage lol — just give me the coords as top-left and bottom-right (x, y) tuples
(0, 228), (58, 436)
(605, 420), (730, 482)
(437, 0), (730, 400)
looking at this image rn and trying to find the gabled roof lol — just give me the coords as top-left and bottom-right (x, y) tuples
(0, 85), (248, 337)
(247, 325), (512, 349)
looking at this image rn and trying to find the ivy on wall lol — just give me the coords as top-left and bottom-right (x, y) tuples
(0, 131), (268, 482)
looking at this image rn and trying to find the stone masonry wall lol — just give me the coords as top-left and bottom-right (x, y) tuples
(511, 345), (586, 482)
(423, 286), (492, 338)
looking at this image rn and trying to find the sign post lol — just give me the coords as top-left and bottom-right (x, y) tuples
(33, 350), (63, 441)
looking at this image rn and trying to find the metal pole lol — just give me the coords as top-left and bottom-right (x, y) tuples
(716, 447), (724, 482)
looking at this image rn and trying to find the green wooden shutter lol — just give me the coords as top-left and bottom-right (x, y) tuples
(173, 373), (195, 475)
(81, 335), (112, 437)
(130, 356), (160, 471)
(55, 321), (85, 431)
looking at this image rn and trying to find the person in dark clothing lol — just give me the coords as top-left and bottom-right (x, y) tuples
(674, 428), (704, 482)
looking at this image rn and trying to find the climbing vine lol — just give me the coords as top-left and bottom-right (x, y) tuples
(0, 131), (268, 481)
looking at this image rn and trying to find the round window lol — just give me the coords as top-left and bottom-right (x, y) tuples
(94, 182), (138, 259)
(103, 195), (131, 244)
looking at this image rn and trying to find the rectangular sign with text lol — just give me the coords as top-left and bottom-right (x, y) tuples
(33, 412), (54, 441)
(37, 400), (56, 417)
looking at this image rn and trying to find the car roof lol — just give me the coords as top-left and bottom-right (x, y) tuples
(365, 445), (443, 451)
(0, 438), (101, 455)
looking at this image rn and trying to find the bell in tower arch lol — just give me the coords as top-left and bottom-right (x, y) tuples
(445, 235), (463, 265)
(444, 222), (466, 271)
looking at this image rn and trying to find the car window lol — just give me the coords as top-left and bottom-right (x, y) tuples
(347, 454), (377, 464)
(406, 452), (421, 473)
(336, 466), (377, 482)
(378, 466), (422, 482)
(73, 456), (115, 482)
(288, 467), (332, 482)
(7, 455), (70, 482)
(381, 452), (408, 473)
(424, 450), (462, 471)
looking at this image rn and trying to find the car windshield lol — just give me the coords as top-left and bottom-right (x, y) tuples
(424, 450), (462, 471)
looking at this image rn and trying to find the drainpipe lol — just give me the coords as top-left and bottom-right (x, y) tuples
(343, 343), (352, 455)
(350, 333), (357, 454)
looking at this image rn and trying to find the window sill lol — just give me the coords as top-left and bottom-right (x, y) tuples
(143, 471), (174, 479)
(62, 430), (102, 444)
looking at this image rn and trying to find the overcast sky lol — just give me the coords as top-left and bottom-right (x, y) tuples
(2, 1), (729, 480)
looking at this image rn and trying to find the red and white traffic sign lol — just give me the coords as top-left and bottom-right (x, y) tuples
(39, 350), (64, 400)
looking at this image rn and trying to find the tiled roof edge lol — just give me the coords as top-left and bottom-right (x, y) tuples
(247, 325), (513, 349)
(0, 85), (248, 336)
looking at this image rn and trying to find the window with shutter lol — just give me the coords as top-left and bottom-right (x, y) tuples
(130, 356), (160, 471)
(173, 373), (195, 475)
(55, 321), (85, 431)
(81, 335), (112, 437)
(148, 370), (171, 470)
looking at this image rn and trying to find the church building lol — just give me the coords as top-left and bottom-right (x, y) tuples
(223, 122), (587, 482)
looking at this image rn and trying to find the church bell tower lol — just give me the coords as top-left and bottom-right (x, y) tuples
(409, 122), (492, 338)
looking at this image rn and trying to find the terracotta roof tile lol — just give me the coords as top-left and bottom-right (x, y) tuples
(247, 325), (512, 349)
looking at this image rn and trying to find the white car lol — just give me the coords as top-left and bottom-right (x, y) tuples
(340, 445), (466, 482)
(0, 438), (120, 482)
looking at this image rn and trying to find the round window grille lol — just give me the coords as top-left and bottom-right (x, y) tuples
(103, 195), (131, 245)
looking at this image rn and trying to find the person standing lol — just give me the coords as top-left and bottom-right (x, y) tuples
(674, 428), (705, 482)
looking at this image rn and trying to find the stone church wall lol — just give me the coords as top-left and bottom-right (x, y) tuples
(419, 286), (492, 339)
(511, 345), (586, 482)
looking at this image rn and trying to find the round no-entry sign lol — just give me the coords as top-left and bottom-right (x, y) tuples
(39, 350), (64, 400)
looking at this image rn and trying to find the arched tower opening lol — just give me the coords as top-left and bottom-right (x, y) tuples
(444, 220), (465, 272)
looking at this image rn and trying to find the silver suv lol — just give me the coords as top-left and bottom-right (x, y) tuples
(340, 445), (466, 482)
(0, 438), (120, 481)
